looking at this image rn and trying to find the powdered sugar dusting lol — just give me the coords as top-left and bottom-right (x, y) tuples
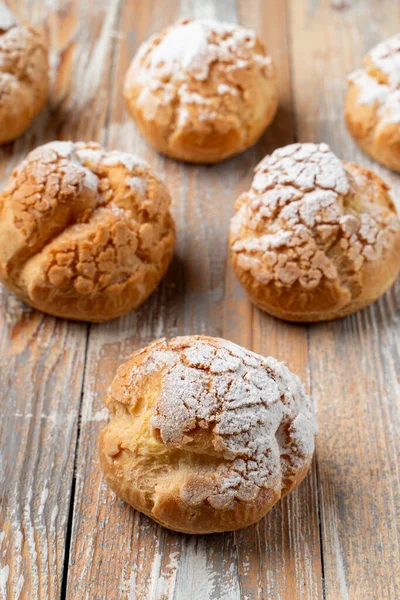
(149, 20), (212, 80)
(349, 34), (400, 123)
(125, 176), (147, 199)
(256, 142), (349, 195)
(230, 143), (399, 290)
(31, 141), (100, 193)
(41, 140), (76, 158)
(26, 142), (149, 198)
(143, 19), (269, 82)
(75, 145), (151, 206)
(129, 17), (275, 142)
(130, 336), (316, 509)
(0, 4), (17, 32)
(76, 145), (146, 175)
(102, 151), (147, 170)
(381, 88), (400, 123)
(369, 34), (400, 88)
(217, 83), (239, 96)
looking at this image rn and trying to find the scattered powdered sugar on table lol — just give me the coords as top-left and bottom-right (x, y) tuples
(2, 292), (26, 324)
(0, 565), (9, 596)
(348, 33), (400, 123)
(230, 143), (399, 289)
(130, 336), (316, 509)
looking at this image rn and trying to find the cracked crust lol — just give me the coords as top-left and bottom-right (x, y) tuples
(99, 335), (317, 534)
(0, 6), (49, 144)
(124, 18), (278, 164)
(345, 34), (400, 171)
(229, 143), (400, 322)
(0, 141), (175, 322)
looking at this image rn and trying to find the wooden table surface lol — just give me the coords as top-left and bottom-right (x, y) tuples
(1, 0), (399, 599)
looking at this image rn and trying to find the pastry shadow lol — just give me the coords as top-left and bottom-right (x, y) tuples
(256, 102), (297, 158)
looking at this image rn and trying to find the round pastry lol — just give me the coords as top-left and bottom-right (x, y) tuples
(0, 141), (175, 322)
(124, 18), (278, 164)
(99, 335), (317, 534)
(345, 34), (400, 171)
(229, 143), (400, 322)
(0, 5), (49, 144)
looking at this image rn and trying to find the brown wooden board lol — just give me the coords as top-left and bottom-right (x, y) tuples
(0, 1), (399, 599)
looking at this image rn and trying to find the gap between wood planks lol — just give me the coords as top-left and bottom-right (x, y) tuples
(60, 326), (90, 600)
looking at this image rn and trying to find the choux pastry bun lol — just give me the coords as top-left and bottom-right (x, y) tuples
(0, 141), (175, 322)
(345, 34), (400, 171)
(0, 5), (49, 144)
(99, 335), (317, 534)
(229, 143), (400, 321)
(124, 18), (278, 164)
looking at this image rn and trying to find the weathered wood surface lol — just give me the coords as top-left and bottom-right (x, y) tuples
(0, 0), (399, 599)
(289, 2), (400, 598)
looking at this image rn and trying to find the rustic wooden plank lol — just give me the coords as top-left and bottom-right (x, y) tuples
(4, 0), (397, 598)
(64, 2), (188, 599)
(0, 1), (122, 598)
(64, 1), (324, 598)
(288, 1), (400, 598)
(227, 2), (324, 599)
(65, 1), (271, 598)
(0, 305), (86, 600)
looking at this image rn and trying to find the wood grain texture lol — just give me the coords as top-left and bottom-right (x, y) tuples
(0, 0), (124, 598)
(228, 2), (324, 599)
(0, 303), (86, 600)
(66, 1), (250, 598)
(289, 1), (400, 599)
(0, 1), (399, 599)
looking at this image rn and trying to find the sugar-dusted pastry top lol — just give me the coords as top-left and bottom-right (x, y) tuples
(0, 141), (175, 321)
(348, 34), (400, 124)
(230, 143), (399, 292)
(124, 18), (277, 162)
(0, 5), (49, 143)
(135, 17), (273, 80)
(104, 335), (316, 510)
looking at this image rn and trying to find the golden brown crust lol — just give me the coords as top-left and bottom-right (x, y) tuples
(345, 34), (400, 171)
(124, 18), (278, 164)
(229, 143), (400, 322)
(99, 335), (317, 534)
(0, 7), (49, 144)
(0, 141), (175, 321)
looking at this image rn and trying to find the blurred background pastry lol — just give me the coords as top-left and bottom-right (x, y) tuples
(345, 34), (400, 171)
(124, 18), (278, 163)
(0, 4), (48, 144)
